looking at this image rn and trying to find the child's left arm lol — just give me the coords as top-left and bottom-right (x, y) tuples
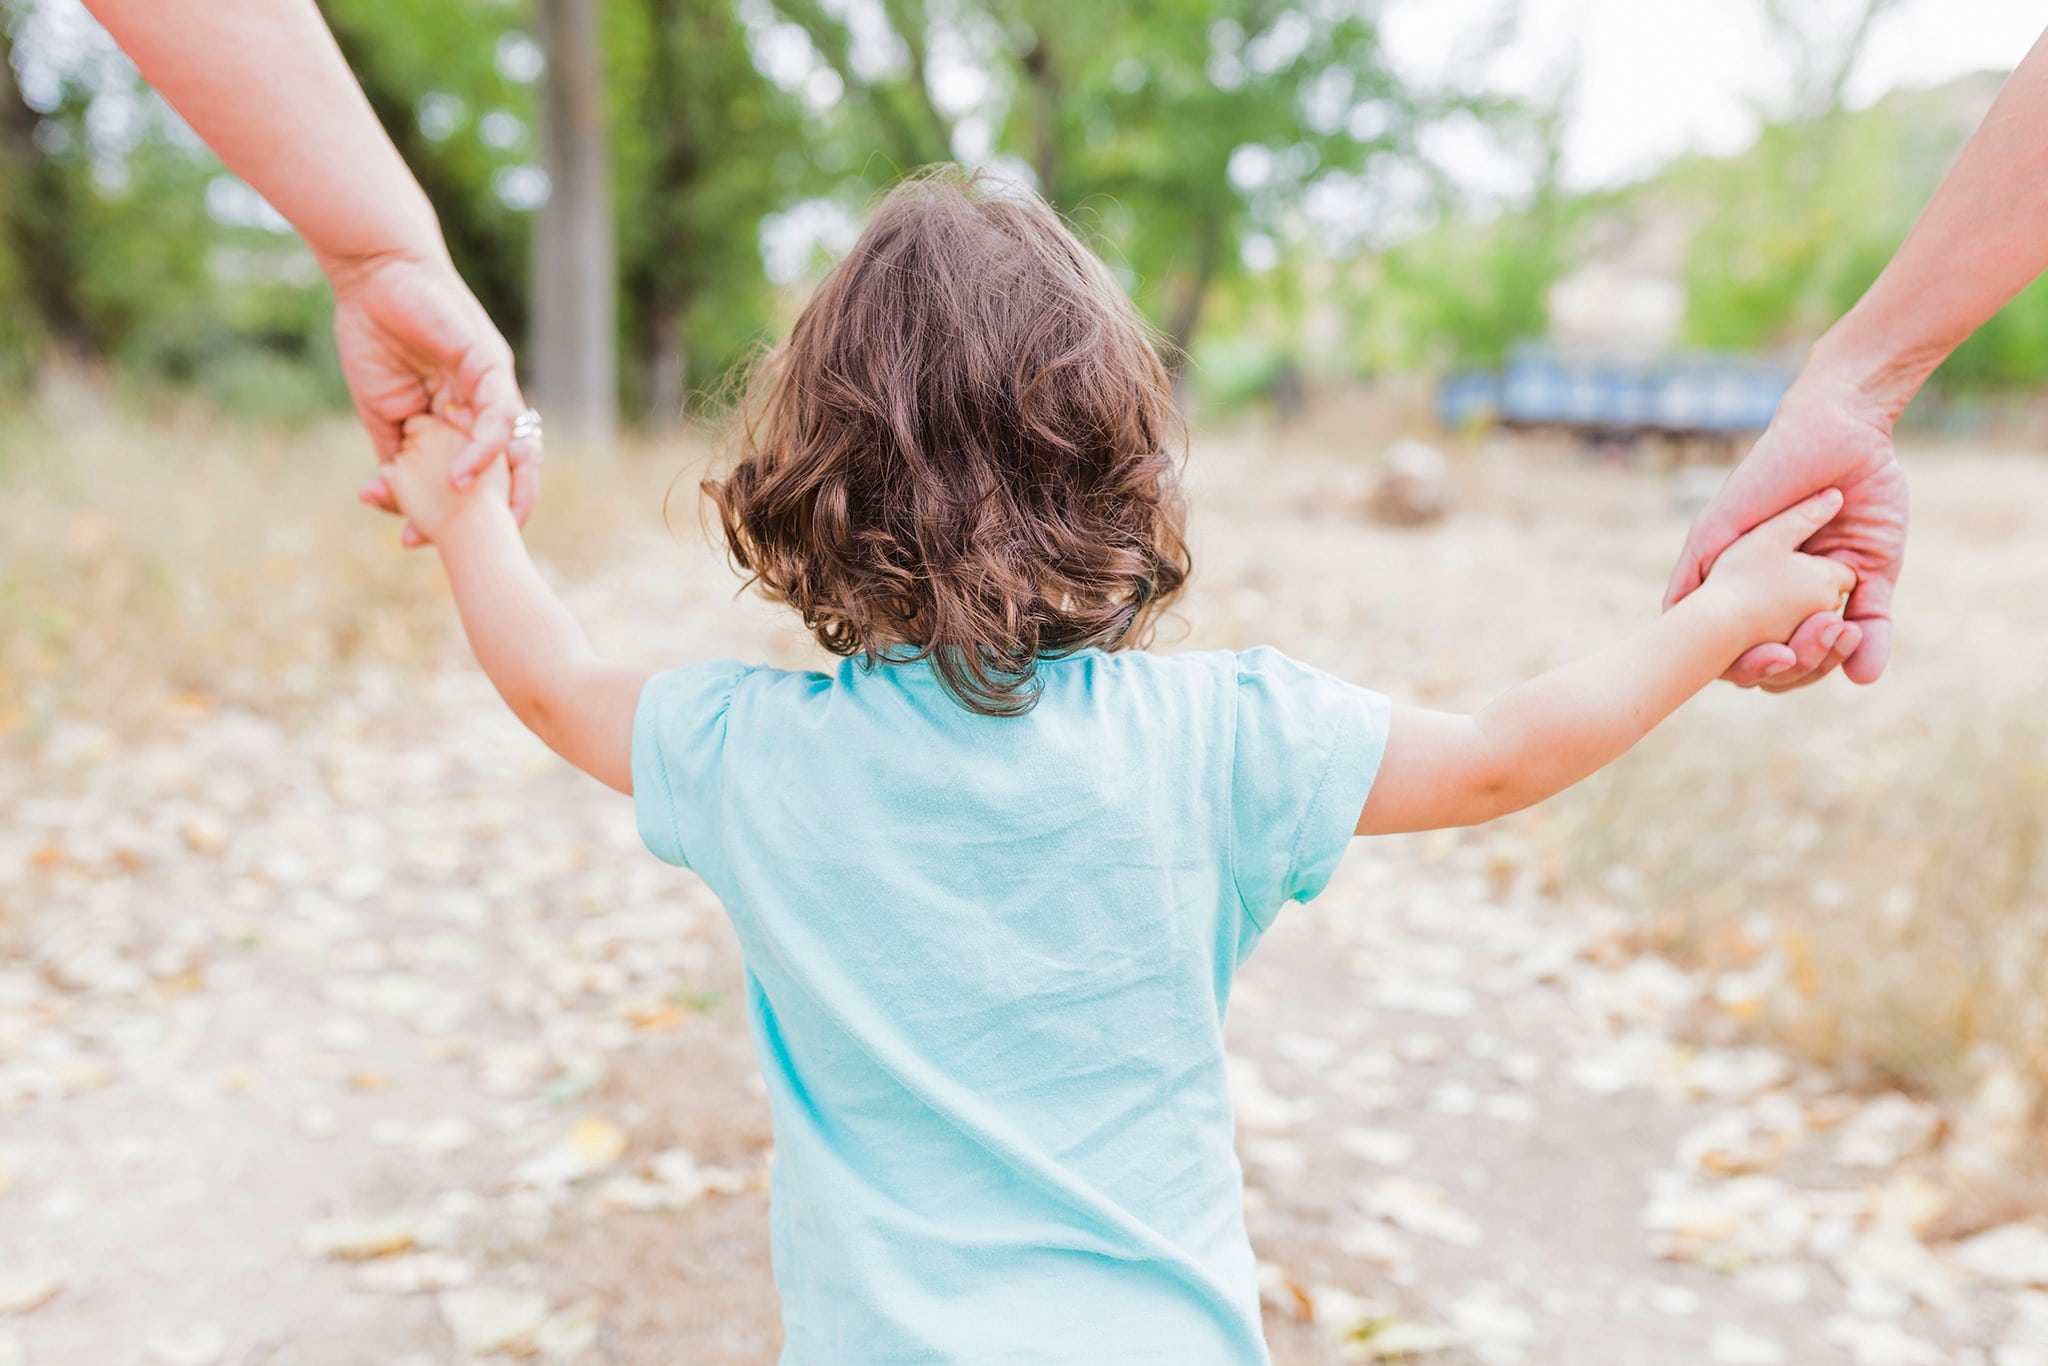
(377, 417), (649, 793)
(1357, 489), (1856, 836)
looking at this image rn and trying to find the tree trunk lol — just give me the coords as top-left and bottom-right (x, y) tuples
(1018, 33), (1059, 203)
(646, 297), (686, 430)
(0, 25), (93, 357)
(531, 0), (617, 443)
(1164, 214), (1224, 375)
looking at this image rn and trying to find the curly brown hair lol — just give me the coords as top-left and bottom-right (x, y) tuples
(704, 167), (1191, 716)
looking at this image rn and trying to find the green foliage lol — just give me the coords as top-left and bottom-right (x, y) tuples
(1359, 195), (1575, 370)
(1673, 77), (2048, 393)
(761, 0), (1447, 356)
(610, 0), (806, 417)
(19, 0), (2033, 421)
(3, 0), (1464, 413)
(323, 0), (536, 342)
(1, 3), (217, 371)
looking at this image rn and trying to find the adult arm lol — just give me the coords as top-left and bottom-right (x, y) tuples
(82, 0), (538, 522)
(1666, 24), (2048, 689)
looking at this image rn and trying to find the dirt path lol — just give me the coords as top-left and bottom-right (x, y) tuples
(3, 433), (2043, 1364)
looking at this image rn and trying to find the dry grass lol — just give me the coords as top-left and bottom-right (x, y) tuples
(1556, 697), (2048, 1099)
(0, 374), (698, 755)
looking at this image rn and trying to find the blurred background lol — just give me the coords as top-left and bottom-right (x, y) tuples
(3, 0), (2046, 426)
(5, 1), (2048, 1363)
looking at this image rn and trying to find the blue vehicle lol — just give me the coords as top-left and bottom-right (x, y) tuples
(1437, 346), (1793, 448)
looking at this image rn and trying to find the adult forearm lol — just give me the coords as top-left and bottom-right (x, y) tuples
(84, 0), (444, 274)
(1811, 25), (2048, 422)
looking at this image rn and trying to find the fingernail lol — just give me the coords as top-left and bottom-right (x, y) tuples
(1820, 624), (1844, 651)
(453, 475), (472, 490)
(1763, 659), (1793, 678)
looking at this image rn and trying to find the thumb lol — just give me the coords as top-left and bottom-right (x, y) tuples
(1666, 494), (1748, 610)
(1751, 487), (1844, 550)
(1841, 570), (1896, 685)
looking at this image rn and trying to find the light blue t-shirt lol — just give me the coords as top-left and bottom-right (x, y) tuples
(633, 645), (1389, 1364)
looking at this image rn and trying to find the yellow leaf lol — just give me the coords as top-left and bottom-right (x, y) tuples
(625, 1003), (683, 1031)
(220, 1066), (264, 1095)
(569, 1115), (627, 1169)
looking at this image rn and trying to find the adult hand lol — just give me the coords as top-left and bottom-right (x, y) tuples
(1664, 370), (1908, 690)
(327, 250), (542, 543)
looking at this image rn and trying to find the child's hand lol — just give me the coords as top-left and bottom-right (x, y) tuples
(373, 415), (512, 545)
(1699, 488), (1859, 647)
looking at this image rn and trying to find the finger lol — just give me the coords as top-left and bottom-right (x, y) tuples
(453, 360), (523, 489)
(508, 452), (542, 528)
(1751, 487), (1845, 550)
(357, 397), (402, 464)
(1723, 641), (1798, 687)
(1664, 497), (1743, 610)
(1843, 618), (1893, 686)
(401, 523), (425, 549)
(356, 483), (403, 520)
(1735, 610), (1841, 690)
(1841, 572), (1897, 685)
(1761, 621), (1861, 694)
(1756, 615), (1854, 693)
(1664, 547), (1708, 612)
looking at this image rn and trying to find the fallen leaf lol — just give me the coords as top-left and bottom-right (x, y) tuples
(0, 1272), (62, 1315)
(569, 1115), (626, 1169)
(300, 1212), (422, 1261)
(146, 1324), (227, 1366)
(439, 1287), (549, 1356)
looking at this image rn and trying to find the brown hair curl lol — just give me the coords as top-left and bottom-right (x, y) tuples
(704, 167), (1190, 717)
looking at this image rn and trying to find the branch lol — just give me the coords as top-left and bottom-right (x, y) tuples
(875, 0), (956, 162)
(769, 0), (936, 169)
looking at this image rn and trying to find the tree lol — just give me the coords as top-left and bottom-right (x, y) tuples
(531, 0), (616, 440)
(1760, 0), (1908, 120)
(322, 0), (533, 349)
(612, 0), (804, 425)
(752, 0), (1445, 361)
(0, 0), (220, 384)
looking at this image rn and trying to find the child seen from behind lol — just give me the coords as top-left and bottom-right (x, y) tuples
(378, 170), (1854, 1364)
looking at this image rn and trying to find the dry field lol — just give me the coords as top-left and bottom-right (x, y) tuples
(4, 381), (2048, 1364)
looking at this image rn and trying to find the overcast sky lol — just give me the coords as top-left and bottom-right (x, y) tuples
(1382, 0), (2045, 191)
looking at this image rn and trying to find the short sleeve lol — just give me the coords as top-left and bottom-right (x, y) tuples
(1229, 646), (1390, 929)
(632, 660), (754, 869)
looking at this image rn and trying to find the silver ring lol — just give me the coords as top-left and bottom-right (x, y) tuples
(511, 407), (543, 440)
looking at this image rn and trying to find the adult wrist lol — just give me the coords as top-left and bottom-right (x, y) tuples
(314, 234), (453, 294)
(1801, 309), (1946, 433)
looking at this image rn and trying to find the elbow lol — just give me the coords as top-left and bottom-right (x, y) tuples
(508, 679), (572, 748)
(1462, 763), (1538, 827)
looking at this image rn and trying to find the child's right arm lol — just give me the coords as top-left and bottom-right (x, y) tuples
(379, 417), (650, 794)
(1356, 490), (1857, 836)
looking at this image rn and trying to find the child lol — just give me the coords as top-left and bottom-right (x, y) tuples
(377, 171), (1853, 1364)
